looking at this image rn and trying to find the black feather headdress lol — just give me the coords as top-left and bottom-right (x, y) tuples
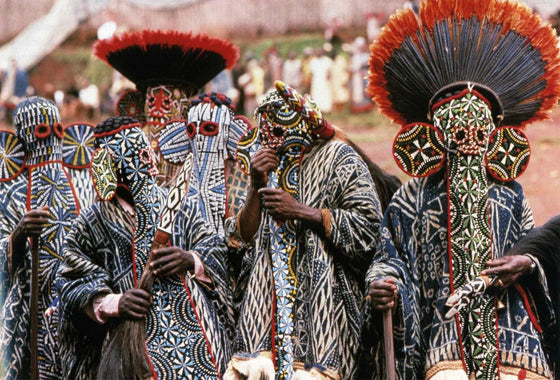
(368, 0), (560, 127)
(94, 29), (240, 94)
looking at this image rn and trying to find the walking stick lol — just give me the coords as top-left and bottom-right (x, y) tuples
(30, 236), (39, 380)
(383, 309), (396, 380)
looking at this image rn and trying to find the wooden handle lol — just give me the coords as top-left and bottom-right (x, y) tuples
(383, 308), (396, 380)
(30, 237), (39, 380)
(139, 230), (170, 290)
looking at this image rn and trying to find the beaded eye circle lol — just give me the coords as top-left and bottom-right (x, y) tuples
(34, 124), (51, 139)
(200, 121), (219, 136)
(186, 122), (196, 138)
(53, 123), (64, 139)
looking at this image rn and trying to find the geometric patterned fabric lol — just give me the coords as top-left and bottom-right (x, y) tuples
(230, 137), (383, 379)
(59, 191), (231, 379)
(171, 196), (235, 377)
(362, 171), (554, 380)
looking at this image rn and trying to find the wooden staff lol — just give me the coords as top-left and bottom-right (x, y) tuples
(30, 236), (39, 380)
(383, 308), (396, 380)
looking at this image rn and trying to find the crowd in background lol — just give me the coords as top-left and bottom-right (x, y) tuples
(222, 37), (375, 118)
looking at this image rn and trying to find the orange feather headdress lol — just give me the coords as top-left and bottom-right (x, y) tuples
(368, 0), (560, 128)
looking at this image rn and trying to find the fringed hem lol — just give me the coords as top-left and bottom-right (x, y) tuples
(293, 362), (340, 380)
(426, 360), (465, 380)
(223, 351), (275, 380)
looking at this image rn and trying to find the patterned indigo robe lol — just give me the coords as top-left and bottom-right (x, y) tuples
(362, 172), (555, 380)
(58, 194), (233, 379)
(229, 139), (382, 378)
(0, 140), (82, 379)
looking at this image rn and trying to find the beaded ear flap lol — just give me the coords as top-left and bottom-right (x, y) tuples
(0, 130), (26, 181)
(393, 123), (445, 177)
(485, 126), (530, 181)
(392, 123), (531, 181)
(236, 126), (260, 175)
(91, 147), (118, 201)
(63, 122), (95, 169)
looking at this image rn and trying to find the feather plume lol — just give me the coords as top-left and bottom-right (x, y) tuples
(368, 0), (560, 127)
(94, 30), (240, 93)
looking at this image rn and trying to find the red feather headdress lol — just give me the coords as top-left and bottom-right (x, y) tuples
(94, 29), (240, 93)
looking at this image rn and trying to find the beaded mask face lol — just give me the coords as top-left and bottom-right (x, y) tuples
(91, 116), (158, 201)
(13, 97), (64, 160)
(392, 87), (530, 182)
(237, 81), (334, 176)
(145, 85), (189, 142)
(255, 90), (310, 153)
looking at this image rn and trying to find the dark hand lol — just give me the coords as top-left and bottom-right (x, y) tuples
(368, 277), (398, 311)
(258, 187), (302, 221)
(481, 255), (534, 289)
(150, 246), (195, 278)
(250, 148), (279, 189)
(12, 207), (50, 247)
(118, 288), (152, 320)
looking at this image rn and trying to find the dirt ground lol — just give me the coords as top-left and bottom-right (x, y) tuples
(349, 107), (560, 226)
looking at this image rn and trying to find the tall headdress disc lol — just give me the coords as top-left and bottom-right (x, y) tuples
(93, 29), (240, 94)
(368, 0), (560, 127)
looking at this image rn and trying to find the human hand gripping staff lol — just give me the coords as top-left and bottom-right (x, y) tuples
(367, 278), (397, 380)
(12, 206), (50, 380)
(24, 207), (50, 380)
